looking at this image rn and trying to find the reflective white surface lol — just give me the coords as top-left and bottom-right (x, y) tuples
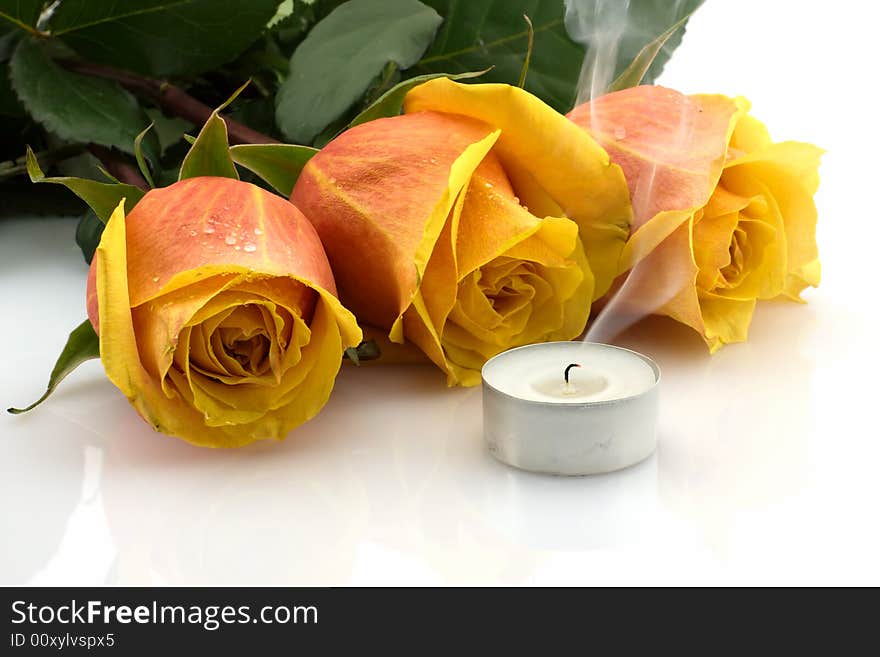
(2, 1), (879, 585)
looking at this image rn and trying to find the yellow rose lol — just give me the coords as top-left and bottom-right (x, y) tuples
(568, 85), (822, 351)
(86, 177), (361, 447)
(291, 79), (631, 385)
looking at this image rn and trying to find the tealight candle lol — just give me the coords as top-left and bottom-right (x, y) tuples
(481, 342), (660, 475)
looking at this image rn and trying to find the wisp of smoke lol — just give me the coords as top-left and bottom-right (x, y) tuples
(564, 0), (697, 344)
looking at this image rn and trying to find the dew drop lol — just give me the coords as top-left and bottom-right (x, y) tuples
(234, 245), (241, 251)
(484, 182), (493, 189)
(225, 235), (237, 246)
(253, 227), (264, 236)
(329, 177), (336, 185)
(152, 276), (159, 283)
(614, 127), (627, 140)
(243, 243), (257, 253)
(189, 230), (197, 237)
(203, 226), (215, 235)
(429, 157), (438, 165)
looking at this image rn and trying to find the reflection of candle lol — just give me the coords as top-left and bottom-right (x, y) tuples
(481, 342), (660, 476)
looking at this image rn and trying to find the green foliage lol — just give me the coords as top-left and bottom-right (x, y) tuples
(10, 38), (159, 161)
(178, 82), (248, 180)
(347, 69), (488, 129)
(26, 146), (144, 221)
(7, 319), (100, 414)
(276, 0), (443, 144)
(608, 7), (701, 93)
(47, 0), (282, 77)
(230, 143), (317, 197)
(413, 0), (584, 113)
(0, 0), (43, 35)
(75, 208), (103, 263)
(564, 0), (705, 89)
(3, 0), (704, 214)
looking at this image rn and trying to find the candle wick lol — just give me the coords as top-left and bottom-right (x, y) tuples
(564, 363), (582, 385)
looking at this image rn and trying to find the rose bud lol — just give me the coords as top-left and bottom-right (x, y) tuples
(568, 85), (822, 352)
(292, 79), (631, 386)
(86, 177), (361, 447)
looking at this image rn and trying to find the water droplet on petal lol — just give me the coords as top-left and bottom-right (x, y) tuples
(253, 227), (264, 236)
(225, 235), (237, 246)
(189, 230), (197, 237)
(234, 245), (241, 251)
(243, 243), (257, 253)
(484, 182), (493, 189)
(614, 127), (627, 140)
(329, 177), (336, 185)
(203, 226), (215, 234)
(152, 276), (159, 283)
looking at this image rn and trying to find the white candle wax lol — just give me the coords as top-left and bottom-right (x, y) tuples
(483, 342), (657, 404)
(481, 342), (660, 476)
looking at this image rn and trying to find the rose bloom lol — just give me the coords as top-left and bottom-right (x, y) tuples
(568, 85), (822, 352)
(86, 177), (361, 447)
(292, 79), (631, 385)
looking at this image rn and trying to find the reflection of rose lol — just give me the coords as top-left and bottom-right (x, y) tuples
(569, 86), (822, 352)
(292, 79), (631, 385)
(86, 177), (361, 447)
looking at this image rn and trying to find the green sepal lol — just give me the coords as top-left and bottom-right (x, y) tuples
(8, 320), (100, 414)
(229, 143), (318, 197)
(178, 80), (249, 181)
(347, 69), (490, 131)
(343, 340), (381, 366)
(26, 146), (144, 221)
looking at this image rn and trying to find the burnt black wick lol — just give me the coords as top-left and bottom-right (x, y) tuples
(564, 363), (582, 385)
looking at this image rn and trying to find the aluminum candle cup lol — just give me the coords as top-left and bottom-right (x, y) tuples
(481, 342), (660, 476)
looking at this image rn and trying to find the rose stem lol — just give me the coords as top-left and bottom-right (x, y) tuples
(61, 60), (279, 146)
(564, 363), (581, 385)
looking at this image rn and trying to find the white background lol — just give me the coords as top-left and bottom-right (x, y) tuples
(2, 1), (878, 586)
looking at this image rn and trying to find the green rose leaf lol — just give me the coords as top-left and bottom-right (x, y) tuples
(26, 146), (145, 222)
(230, 143), (317, 197)
(412, 0), (584, 113)
(7, 319), (100, 414)
(564, 0), (705, 91)
(275, 0), (443, 144)
(10, 39), (159, 161)
(0, 0), (43, 36)
(179, 82), (248, 181)
(346, 69), (488, 129)
(47, 0), (282, 78)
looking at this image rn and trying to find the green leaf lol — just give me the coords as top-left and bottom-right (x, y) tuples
(75, 208), (103, 263)
(47, 0), (281, 77)
(26, 146), (144, 221)
(343, 340), (381, 366)
(9, 38), (159, 160)
(275, 0), (442, 144)
(8, 320), (100, 414)
(0, 59), (24, 116)
(564, 0), (705, 91)
(134, 124), (156, 188)
(0, 0), (43, 36)
(178, 82), (248, 181)
(347, 69), (488, 129)
(607, 8), (699, 92)
(413, 0), (584, 113)
(230, 143), (317, 197)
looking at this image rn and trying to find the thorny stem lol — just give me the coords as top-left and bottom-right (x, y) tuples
(62, 60), (279, 146)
